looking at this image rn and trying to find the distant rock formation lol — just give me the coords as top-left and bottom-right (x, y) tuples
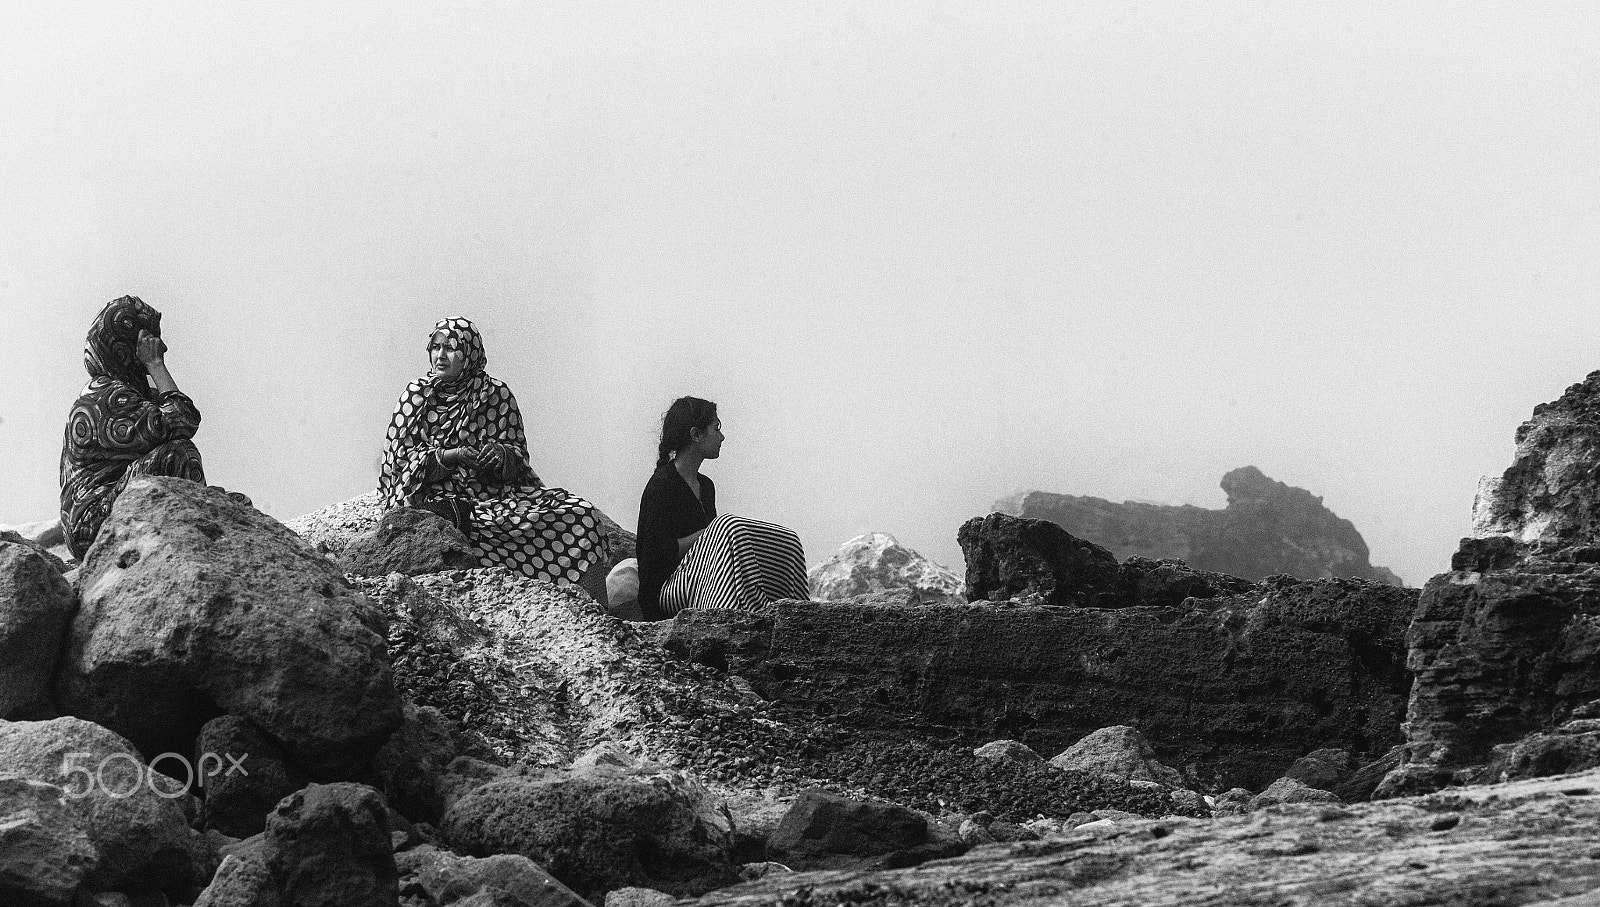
(807, 532), (965, 605)
(1382, 371), (1600, 796)
(999, 466), (1404, 585)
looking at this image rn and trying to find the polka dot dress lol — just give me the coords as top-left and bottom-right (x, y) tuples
(377, 317), (608, 584)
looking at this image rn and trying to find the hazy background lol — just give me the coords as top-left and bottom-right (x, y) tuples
(4, 3), (1598, 586)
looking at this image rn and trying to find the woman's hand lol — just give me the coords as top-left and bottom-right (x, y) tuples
(438, 447), (481, 470)
(135, 330), (167, 365)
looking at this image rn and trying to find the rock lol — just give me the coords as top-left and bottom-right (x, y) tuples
(807, 532), (966, 605)
(1383, 373), (1600, 797)
(0, 541), (77, 718)
(191, 849), (279, 907)
(957, 513), (1257, 608)
(441, 767), (740, 902)
(1249, 777), (1340, 809)
(565, 743), (735, 852)
(1471, 371), (1600, 545)
(1283, 748), (1352, 793)
(439, 757), (507, 816)
(0, 529), (70, 575)
(0, 717), (204, 895)
(0, 776), (98, 906)
(397, 845), (590, 907)
(667, 573), (1413, 789)
(57, 477), (403, 778)
(339, 508), (478, 577)
(768, 789), (964, 872)
(1169, 789), (1207, 814)
(195, 716), (309, 839)
(1211, 788), (1254, 817)
(1048, 726), (1183, 787)
(373, 704), (458, 826)
(677, 768), (1600, 907)
(603, 888), (673, 907)
(972, 740), (1043, 765)
(1331, 744), (1403, 803)
(263, 783), (396, 907)
(1487, 720), (1600, 783)
(957, 514), (1123, 607)
(1000, 466), (1405, 585)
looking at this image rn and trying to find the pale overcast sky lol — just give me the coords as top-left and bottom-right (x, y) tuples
(4, 3), (1598, 585)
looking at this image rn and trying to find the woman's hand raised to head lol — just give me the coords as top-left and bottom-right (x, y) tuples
(135, 330), (168, 366)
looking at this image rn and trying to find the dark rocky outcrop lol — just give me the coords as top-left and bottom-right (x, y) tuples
(56, 477), (403, 778)
(668, 517), (1415, 790)
(0, 540), (76, 719)
(396, 845), (590, 907)
(1379, 373), (1600, 797)
(1000, 465), (1404, 585)
(338, 508), (478, 577)
(196, 716), (310, 840)
(263, 783), (397, 907)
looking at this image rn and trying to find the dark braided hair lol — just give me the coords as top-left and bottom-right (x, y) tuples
(657, 397), (718, 467)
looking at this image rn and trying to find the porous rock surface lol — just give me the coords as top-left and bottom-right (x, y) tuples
(1047, 726), (1182, 788)
(57, 476), (402, 778)
(999, 465), (1404, 585)
(807, 532), (965, 605)
(1471, 370), (1600, 544)
(683, 768), (1600, 907)
(0, 540), (76, 718)
(670, 522), (1415, 789)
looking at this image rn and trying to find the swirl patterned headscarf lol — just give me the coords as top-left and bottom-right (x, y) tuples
(85, 296), (161, 393)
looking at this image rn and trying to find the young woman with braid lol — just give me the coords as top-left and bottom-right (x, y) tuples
(634, 396), (808, 620)
(378, 317), (610, 594)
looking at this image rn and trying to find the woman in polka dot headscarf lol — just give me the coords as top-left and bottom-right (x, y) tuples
(378, 317), (610, 588)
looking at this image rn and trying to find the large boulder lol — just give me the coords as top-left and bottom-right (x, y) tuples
(0, 776), (98, 907)
(441, 761), (740, 903)
(999, 466), (1405, 585)
(0, 717), (207, 895)
(807, 533), (965, 605)
(338, 508), (478, 577)
(668, 557), (1414, 789)
(1047, 726), (1184, 787)
(57, 476), (403, 778)
(0, 541), (76, 718)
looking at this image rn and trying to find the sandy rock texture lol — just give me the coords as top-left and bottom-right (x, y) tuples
(807, 533), (965, 605)
(1000, 465), (1404, 585)
(687, 768), (1600, 907)
(57, 477), (402, 778)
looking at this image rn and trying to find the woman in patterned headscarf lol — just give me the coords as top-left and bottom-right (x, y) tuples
(60, 296), (208, 559)
(378, 317), (610, 589)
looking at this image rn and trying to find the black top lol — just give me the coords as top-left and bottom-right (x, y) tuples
(636, 462), (717, 620)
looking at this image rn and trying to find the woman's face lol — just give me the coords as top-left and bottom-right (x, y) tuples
(691, 418), (724, 459)
(428, 332), (467, 382)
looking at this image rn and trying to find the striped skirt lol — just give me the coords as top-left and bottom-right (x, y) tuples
(659, 514), (808, 616)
